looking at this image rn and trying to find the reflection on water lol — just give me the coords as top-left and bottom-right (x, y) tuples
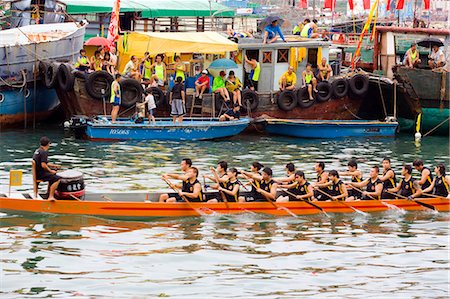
(1, 211), (449, 298)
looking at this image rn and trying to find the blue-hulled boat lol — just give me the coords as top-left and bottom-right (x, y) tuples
(262, 119), (399, 138)
(76, 117), (250, 141)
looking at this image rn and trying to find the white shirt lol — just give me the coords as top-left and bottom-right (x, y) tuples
(430, 49), (445, 63)
(146, 94), (156, 110)
(123, 60), (135, 74)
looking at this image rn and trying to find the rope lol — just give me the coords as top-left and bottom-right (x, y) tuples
(343, 104), (363, 120)
(0, 69), (27, 88)
(377, 76), (388, 118)
(423, 117), (450, 137)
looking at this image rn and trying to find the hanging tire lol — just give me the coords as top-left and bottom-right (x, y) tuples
(146, 86), (166, 108)
(120, 78), (143, 108)
(316, 81), (332, 102)
(297, 87), (315, 108)
(43, 63), (59, 88)
(277, 90), (297, 111)
(57, 63), (75, 91)
(349, 74), (369, 97)
(73, 70), (86, 79)
(38, 61), (48, 81)
(85, 71), (114, 100)
(331, 78), (348, 99)
(241, 89), (259, 113)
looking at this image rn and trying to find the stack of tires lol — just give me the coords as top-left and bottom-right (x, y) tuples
(39, 61), (75, 92)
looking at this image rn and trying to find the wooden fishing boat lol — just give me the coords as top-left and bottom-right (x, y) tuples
(70, 116), (250, 141)
(260, 118), (399, 138)
(0, 191), (448, 218)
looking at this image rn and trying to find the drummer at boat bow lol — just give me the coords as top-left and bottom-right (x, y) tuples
(380, 158), (397, 199)
(240, 167), (278, 202)
(413, 159), (433, 191)
(421, 164), (450, 198)
(32, 137), (61, 201)
(348, 166), (383, 200)
(341, 160), (363, 200)
(277, 171), (314, 202)
(388, 165), (422, 200)
(160, 167), (203, 203)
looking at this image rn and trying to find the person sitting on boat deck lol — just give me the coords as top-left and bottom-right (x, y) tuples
(421, 164), (450, 198)
(241, 167), (278, 202)
(90, 50), (103, 72)
(302, 63), (318, 100)
(204, 161), (229, 192)
(227, 28), (254, 39)
(109, 47), (118, 74)
(33, 136), (61, 201)
(263, 19), (286, 44)
(110, 74), (122, 123)
(404, 43), (421, 68)
(279, 66), (297, 91)
(74, 49), (90, 72)
(244, 55), (260, 91)
(122, 55), (141, 81)
(239, 162), (264, 202)
(312, 162), (330, 201)
(142, 52), (152, 82)
(174, 56), (186, 82)
(321, 170), (348, 201)
(208, 167), (241, 203)
(341, 160), (363, 200)
(170, 76), (186, 124)
(387, 165), (422, 200)
(380, 157), (398, 199)
(97, 46), (105, 59)
(317, 58), (332, 82)
(348, 166), (383, 200)
(219, 103), (241, 122)
(292, 21), (303, 35)
(137, 90), (156, 124)
(213, 71), (231, 103)
(412, 159), (433, 192)
(277, 171), (314, 202)
(300, 19), (312, 38)
(160, 167), (204, 203)
(151, 54), (167, 88)
(310, 19), (320, 38)
(428, 45), (445, 69)
(102, 52), (115, 76)
(226, 71), (243, 106)
(195, 70), (211, 99)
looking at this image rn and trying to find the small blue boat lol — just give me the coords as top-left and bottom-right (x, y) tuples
(78, 117), (250, 141)
(263, 119), (398, 138)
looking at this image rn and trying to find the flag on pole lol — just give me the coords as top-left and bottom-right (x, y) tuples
(300, 0), (308, 9)
(423, 0), (430, 10)
(107, 0), (121, 49)
(396, 0), (405, 10)
(348, 0), (354, 10)
(324, 0), (336, 9)
(352, 0), (379, 69)
(363, 0), (371, 9)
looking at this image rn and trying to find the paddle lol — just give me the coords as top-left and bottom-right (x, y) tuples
(282, 189), (330, 217)
(421, 192), (448, 199)
(384, 190), (436, 211)
(314, 187), (368, 216)
(350, 185), (405, 212)
(163, 178), (205, 215)
(242, 174), (298, 218)
(210, 167), (229, 209)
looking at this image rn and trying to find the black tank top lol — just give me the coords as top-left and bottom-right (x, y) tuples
(219, 173), (228, 189)
(434, 175), (449, 197)
(223, 179), (239, 202)
(366, 178), (382, 199)
(183, 179), (203, 201)
(421, 167), (433, 190)
(329, 180), (345, 198)
(289, 181), (312, 201)
(382, 168), (397, 190)
(352, 175), (362, 183)
(399, 177), (416, 197)
(256, 179), (274, 200)
(250, 172), (261, 197)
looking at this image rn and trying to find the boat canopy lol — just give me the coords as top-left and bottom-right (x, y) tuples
(118, 31), (238, 56)
(62, 0), (234, 17)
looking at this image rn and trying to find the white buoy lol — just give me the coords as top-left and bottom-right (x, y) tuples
(414, 132), (422, 142)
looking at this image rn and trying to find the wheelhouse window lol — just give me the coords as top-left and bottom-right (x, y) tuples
(277, 49), (289, 63)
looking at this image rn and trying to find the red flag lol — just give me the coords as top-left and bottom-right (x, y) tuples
(386, 0), (390, 11)
(324, 0), (336, 9)
(107, 0), (121, 48)
(396, 0), (405, 9)
(423, 0), (430, 10)
(300, 0), (308, 8)
(363, 0), (371, 9)
(348, 0), (354, 10)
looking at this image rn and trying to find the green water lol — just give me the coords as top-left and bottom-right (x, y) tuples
(0, 126), (449, 297)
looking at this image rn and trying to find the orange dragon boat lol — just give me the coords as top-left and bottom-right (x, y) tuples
(0, 191), (448, 218)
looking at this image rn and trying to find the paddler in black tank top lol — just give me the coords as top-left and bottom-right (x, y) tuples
(413, 159), (434, 192)
(215, 168), (240, 202)
(239, 162), (264, 202)
(273, 162), (296, 201)
(341, 160), (363, 199)
(380, 158), (397, 199)
(164, 167), (204, 203)
(348, 166), (383, 200)
(313, 162), (330, 201)
(326, 170), (348, 201)
(159, 158), (193, 202)
(422, 164), (450, 198)
(277, 171), (314, 202)
(388, 165), (422, 199)
(204, 160), (229, 190)
(241, 167), (278, 202)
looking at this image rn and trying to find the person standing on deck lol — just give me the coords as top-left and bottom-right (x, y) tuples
(263, 19), (286, 44)
(341, 160), (363, 200)
(317, 58), (332, 81)
(312, 162), (330, 201)
(244, 55), (260, 91)
(110, 74), (121, 123)
(404, 43), (421, 68)
(279, 66), (297, 91)
(151, 54), (166, 88)
(380, 158), (398, 199)
(413, 159), (433, 191)
(174, 56), (186, 82)
(388, 165), (422, 199)
(348, 166), (383, 200)
(302, 64), (318, 100)
(169, 76), (186, 124)
(421, 164), (450, 198)
(160, 167), (203, 203)
(276, 171), (314, 202)
(142, 52), (152, 81)
(33, 137), (61, 201)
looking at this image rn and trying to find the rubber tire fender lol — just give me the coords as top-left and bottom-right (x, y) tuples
(297, 87), (315, 108)
(85, 71), (114, 100)
(315, 81), (333, 102)
(349, 74), (369, 97)
(331, 78), (348, 99)
(57, 63), (75, 91)
(38, 61), (48, 82)
(43, 62), (59, 88)
(146, 86), (166, 108)
(241, 89), (259, 113)
(120, 78), (143, 108)
(277, 90), (297, 111)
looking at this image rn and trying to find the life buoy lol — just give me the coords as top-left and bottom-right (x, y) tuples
(331, 78), (348, 99)
(277, 90), (297, 111)
(349, 74), (369, 97)
(120, 78), (143, 108)
(57, 63), (75, 91)
(42, 62), (58, 89)
(85, 71), (114, 100)
(316, 81), (332, 102)
(297, 87), (315, 108)
(241, 89), (259, 113)
(146, 86), (166, 108)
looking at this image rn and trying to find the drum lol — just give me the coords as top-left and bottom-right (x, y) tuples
(55, 170), (85, 200)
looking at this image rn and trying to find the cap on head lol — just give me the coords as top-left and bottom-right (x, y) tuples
(202, 70), (208, 74)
